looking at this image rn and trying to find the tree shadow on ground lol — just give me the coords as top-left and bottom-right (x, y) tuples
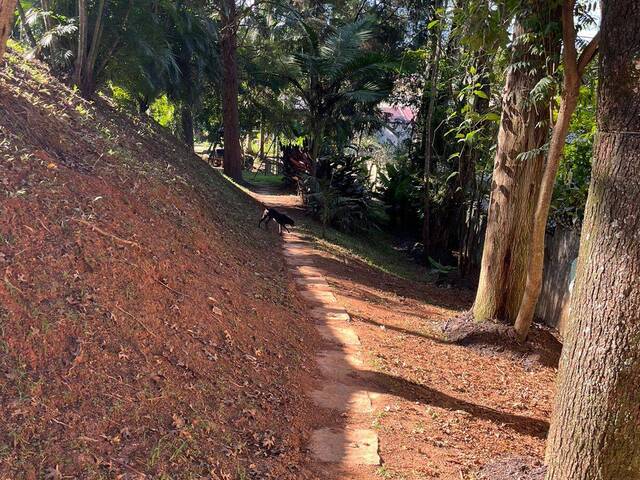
(354, 316), (449, 344)
(360, 369), (550, 439)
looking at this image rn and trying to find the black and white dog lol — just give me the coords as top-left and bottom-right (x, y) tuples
(258, 207), (295, 234)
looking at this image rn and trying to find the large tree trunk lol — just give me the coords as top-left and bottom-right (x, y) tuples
(472, 9), (559, 324)
(545, 1), (640, 477)
(513, 2), (600, 341)
(220, 0), (242, 181)
(0, 0), (16, 60)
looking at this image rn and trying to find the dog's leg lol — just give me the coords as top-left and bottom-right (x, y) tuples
(278, 223), (282, 235)
(258, 210), (268, 228)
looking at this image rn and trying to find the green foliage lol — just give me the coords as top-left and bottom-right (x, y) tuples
(149, 95), (176, 128)
(302, 154), (386, 233)
(377, 156), (422, 231)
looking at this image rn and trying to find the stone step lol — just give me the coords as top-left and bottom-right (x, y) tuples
(315, 323), (361, 347)
(310, 306), (351, 322)
(283, 248), (315, 257)
(293, 265), (325, 277)
(294, 277), (330, 290)
(315, 350), (363, 382)
(310, 428), (380, 465)
(310, 383), (372, 413)
(300, 290), (337, 305)
(285, 256), (316, 266)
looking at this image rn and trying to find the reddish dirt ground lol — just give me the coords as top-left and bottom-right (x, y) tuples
(1, 50), (563, 480)
(253, 188), (561, 480)
(0, 52), (327, 479)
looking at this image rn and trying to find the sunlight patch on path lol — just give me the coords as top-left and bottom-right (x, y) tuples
(283, 231), (381, 468)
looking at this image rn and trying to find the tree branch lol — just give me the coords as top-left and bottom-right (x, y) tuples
(577, 32), (600, 77)
(561, 0), (578, 78)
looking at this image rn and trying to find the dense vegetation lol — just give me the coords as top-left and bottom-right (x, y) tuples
(1, 0), (639, 478)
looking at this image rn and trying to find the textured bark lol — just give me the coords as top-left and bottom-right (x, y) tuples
(514, 2), (600, 340)
(472, 8), (560, 324)
(545, 1), (640, 477)
(220, 0), (242, 181)
(0, 0), (16, 60)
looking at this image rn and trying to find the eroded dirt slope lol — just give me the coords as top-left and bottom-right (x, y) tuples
(0, 51), (321, 479)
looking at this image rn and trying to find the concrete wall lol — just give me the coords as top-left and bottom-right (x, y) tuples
(535, 226), (581, 338)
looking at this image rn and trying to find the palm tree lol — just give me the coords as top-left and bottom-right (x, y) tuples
(281, 17), (391, 175)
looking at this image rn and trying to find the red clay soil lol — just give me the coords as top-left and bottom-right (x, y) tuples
(0, 51), (326, 479)
(249, 185), (561, 480)
(308, 249), (559, 479)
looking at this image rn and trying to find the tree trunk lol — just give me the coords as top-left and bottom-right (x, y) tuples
(220, 0), (242, 181)
(16, 1), (36, 48)
(513, 2), (600, 341)
(181, 103), (194, 151)
(0, 0), (16, 60)
(472, 10), (560, 324)
(259, 113), (265, 160)
(421, 3), (445, 260)
(309, 118), (324, 177)
(82, 0), (107, 96)
(73, 0), (89, 90)
(545, 1), (640, 477)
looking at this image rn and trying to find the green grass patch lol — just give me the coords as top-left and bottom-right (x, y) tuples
(296, 220), (432, 284)
(242, 171), (285, 188)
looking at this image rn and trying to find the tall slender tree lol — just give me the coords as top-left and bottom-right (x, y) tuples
(472, 3), (561, 324)
(513, 0), (599, 341)
(0, 0), (16, 60)
(220, 0), (242, 180)
(421, 1), (447, 260)
(545, 0), (640, 477)
(74, 0), (108, 97)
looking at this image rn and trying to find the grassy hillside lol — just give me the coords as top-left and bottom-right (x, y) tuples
(0, 49), (321, 479)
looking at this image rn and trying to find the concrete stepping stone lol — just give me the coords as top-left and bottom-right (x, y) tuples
(285, 241), (311, 247)
(300, 290), (337, 305)
(316, 350), (363, 381)
(283, 247), (315, 256)
(296, 277), (331, 290)
(285, 256), (316, 266)
(310, 306), (351, 322)
(316, 324), (361, 347)
(310, 428), (380, 465)
(311, 383), (372, 413)
(294, 265), (325, 277)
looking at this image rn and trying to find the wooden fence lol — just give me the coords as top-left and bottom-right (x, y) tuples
(535, 226), (581, 338)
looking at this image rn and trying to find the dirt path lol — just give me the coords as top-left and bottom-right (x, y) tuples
(252, 185), (382, 478)
(250, 184), (559, 480)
